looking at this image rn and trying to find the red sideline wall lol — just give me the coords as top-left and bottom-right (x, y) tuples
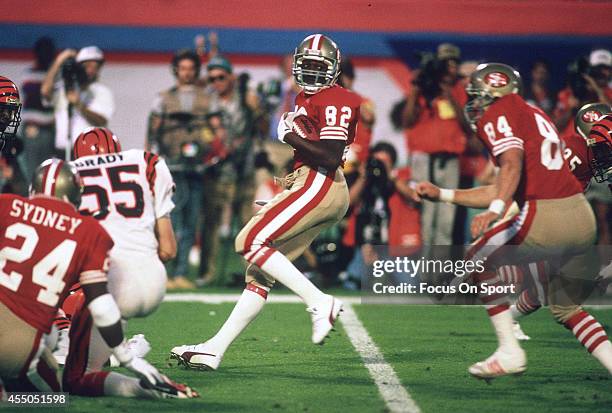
(2, 0), (611, 35)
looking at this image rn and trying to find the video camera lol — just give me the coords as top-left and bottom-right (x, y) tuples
(355, 156), (395, 245)
(61, 57), (87, 92)
(412, 52), (448, 103)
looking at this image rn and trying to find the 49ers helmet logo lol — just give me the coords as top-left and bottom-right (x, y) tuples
(581, 109), (602, 124)
(484, 72), (509, 88)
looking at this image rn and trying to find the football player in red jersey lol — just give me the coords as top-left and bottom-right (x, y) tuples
(563, 103), (611, 190)
(0, 159), (196, 397)
(417, 63), (611, 379)
(170, 34), (361, 370)
(510, 103), (612, 346)
(506, 103), (612, 336)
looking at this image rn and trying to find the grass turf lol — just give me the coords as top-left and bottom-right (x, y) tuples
(56, 302), (384, 413)
(15, 302), (612, 412)
(355, 305), (612, 413)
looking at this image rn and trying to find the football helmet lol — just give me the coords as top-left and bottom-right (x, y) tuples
(30, 158), (83, 207)
(574, 102), (611, 139)
(0, 76), (22, 152)
(587, 114), (612, 183)
(292, 34), (341, 94)
(464, 63), (522, 128)
(73, 127), (122, 159)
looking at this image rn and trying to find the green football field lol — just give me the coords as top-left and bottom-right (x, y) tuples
(29, 296), (612, 413)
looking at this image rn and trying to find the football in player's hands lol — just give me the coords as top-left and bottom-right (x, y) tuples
(292, 115), (320, 141)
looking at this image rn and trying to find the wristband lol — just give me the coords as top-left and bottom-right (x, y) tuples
(88, 293), (121, 327)
(439, 188), (455, 203)
(488, 199), (506, 216)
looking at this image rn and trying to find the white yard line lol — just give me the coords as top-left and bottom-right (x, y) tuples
(163, 293), (361, 305)
(164, 293), (420, 413)
(339, 304), (421, 413)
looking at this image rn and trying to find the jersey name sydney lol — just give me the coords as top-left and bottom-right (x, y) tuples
(0, 194), (112, 332)
(72, 149), (175, 257)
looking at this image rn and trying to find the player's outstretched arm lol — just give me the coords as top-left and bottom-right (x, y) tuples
(284, 132), (345, 171)
(155, 216), (177, 262)
(82, 281), (165, 386)
(470, 148), (523, 239)
(416, 181), (496, 208)
(82, 282), (125, 349)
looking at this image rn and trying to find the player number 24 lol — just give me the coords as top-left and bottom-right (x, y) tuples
(0, 223), (76, 306)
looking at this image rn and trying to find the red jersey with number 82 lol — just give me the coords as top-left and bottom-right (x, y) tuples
(476, 94), (581, 204)
(293, 85), (361, 169)
(0, 194), (113, 332)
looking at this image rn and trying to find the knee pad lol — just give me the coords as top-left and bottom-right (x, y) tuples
(549, 304), (582, 324)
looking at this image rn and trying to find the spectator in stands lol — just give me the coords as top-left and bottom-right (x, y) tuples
(18, 37), (57, 182)
(338, 57), (376, 163)
(554, 49), (612, 135)
(197, 56), (263, 286)
(525, 59), (554, 115)
(148, 49), (224, 290)
(402, 43), (471, 246)
(41, 46), (114, 159)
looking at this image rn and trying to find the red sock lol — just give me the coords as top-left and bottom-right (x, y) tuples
(565, 310), (609, 353)
(516, 289), (541, 316)
(64, 371), (110, 397)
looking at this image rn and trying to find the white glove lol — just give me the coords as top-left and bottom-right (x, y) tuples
(127, 334), (151, 358)
(113, 341), (163, 387)
(124, 357), (165, 387)
(277, 112), (296, 143)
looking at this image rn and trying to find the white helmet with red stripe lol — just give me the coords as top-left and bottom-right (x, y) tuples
(293, 34), (341, 94)
(30, 158), (83, 207)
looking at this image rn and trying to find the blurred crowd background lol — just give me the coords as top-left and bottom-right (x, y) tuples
(1, 1), (610, 290)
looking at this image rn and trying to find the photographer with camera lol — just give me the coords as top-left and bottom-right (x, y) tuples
(402, 43), (471, 246)
(148, 49), (225, 290)
(41, 46), (114, 159)
(197, 56), (264, 287)
(553, 49), (611, 136)
(341, 142), (421, 289)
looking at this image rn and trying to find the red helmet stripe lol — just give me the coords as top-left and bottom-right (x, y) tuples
(50, 160), (64, 196)
(307, 35), (316, 49)
(43, 160), (63, 196)
(41, 163), (52, 195)
(311, 34), (323, 50)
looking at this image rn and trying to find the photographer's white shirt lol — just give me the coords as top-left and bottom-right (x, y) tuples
(44, 80), (115, 151)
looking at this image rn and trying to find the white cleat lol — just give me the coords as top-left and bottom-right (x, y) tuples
(169, 343), (222, 371)
(308, 295), (344, 344)
(469, 348), (527, 382)
(512, 321), (531, 341)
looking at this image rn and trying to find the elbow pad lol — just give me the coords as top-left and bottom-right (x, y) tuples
(88, 293), (121, 327)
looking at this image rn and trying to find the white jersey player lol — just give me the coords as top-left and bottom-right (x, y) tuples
(59, 127), (180, 397)
(72, 130), (176, 318)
